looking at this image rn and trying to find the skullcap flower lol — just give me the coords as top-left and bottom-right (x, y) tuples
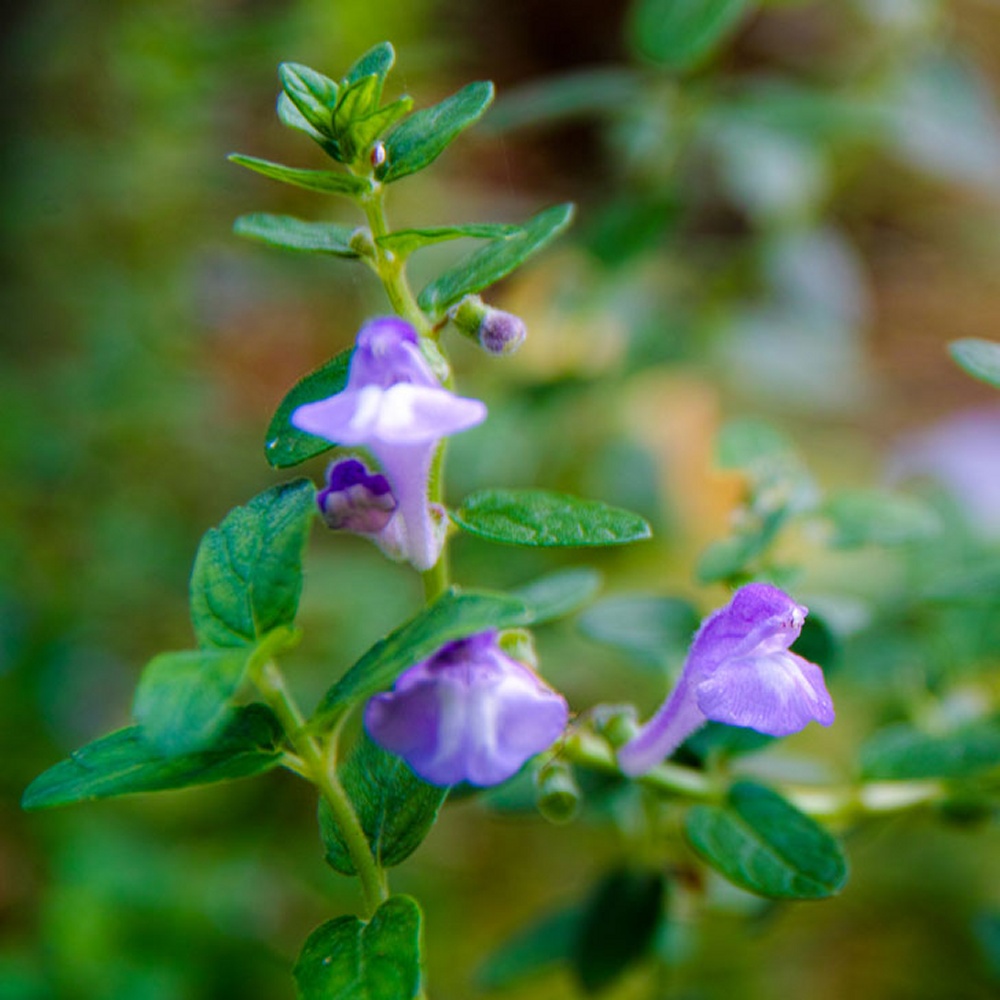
(364, 631), (569, 787)
(292, 317), (486, 570)
(617, 583), (834, 776)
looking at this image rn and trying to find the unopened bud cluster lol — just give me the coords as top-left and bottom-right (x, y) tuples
(449, 294), (527, 356)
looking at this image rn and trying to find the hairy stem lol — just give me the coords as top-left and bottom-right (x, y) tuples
(253, 660), (388, 915)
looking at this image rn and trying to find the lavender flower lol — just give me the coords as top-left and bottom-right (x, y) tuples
(364, 630), (569, 787)
(617, 583), (834, 777)
(291, 317), (487, 570)
(450, 294), (527, 356)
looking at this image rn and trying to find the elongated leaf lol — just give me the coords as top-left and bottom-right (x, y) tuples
(345, 42), (396, 88)
(228, 154), (370, 196)
(822, 489), (941, 548)
(860, 719), (1000, 780)
(418, 203), (574, 316)
(346, 97), (414, 161)
(133, 647), (251, 756)
(190, 480), (315, 648)
(452, 489), (651, 548)
(381, 81), (494, 183)
(265, 350), (352, 468)
(577, 594), (699, 669)
(950, 338), (1000, 389)
(685, 780), (848, 899)
(320, 734), (447, 875)
(574, 869), (666, 995)
(510, 567), (603, 624)
(279, 62), (339, 135)
(22, 706), (283, 810)
(277, 93), (341, 158)
(629, 0), (754, 72)
(314, 588), (530, 720)
(294, 896), (422, 1000)
(234, 214), (359, 257)
(476, 907), (582, 990)
(332, 75), (383, 157)
(376, 222), (519, 257)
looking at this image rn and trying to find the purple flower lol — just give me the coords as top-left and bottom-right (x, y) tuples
(292, 317), (487, 570)
(364, 630), (570, 787)
(887, 407), (1000, 538)
(617, 583), (834, 777)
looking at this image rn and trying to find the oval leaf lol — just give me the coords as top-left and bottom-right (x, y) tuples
(578, 594), (699, 669)
(345, 42), (396, 88)
(510, 567), (603, 625)
(376, 222), (519, 257)
(418, 203), (574, 317)
(574, 869), (666, 995)
(189, 480), (315, 649)
(294, 896), (423, 1000)
(629, 0), (754, 72)
(950, 338), (1000, 389)
(234, 213), (360, 257)
(860, 719), (1000, 781)
(452, 489), (652, 548)
(314, 588), (530, 721)
(821, 489), (941, 548)
(320, 734), (447, 875)
(380, 80), (494, 183)
(265, 350), (352, 468)
(685, 780), (848, 899)
(228, 154), (371, 196)
(22, 706), (283, 810)
(133, 648), (251, 756)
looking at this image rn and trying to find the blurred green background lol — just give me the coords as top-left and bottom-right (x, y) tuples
(3, 1), (1000, 997)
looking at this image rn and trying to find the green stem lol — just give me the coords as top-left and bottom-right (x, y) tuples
(562, 730), (945, 822)
(361, 182), (453, 603)
(253, 660), (388, 915)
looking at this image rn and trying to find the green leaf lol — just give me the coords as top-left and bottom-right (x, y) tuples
(190, 480), (315, 648)
(133, 647), (252, 756)
(821, 489), (941, 548)
(320, 734), (447, 875)
(332, 74), (384, 159)
(695, 533), (766, 584)
(234, 214), (360, 257)
(276, 93), (339, 156)
(417, 203), (575, 317)
(452, 489), (652, 548)
(510, 567), (603, 625)
(265, 350), (352, 468)
(345, 97), (414, 162)
(380, 81), (494, 183)
(476, 907), (582, 990)
(314, 588), (530, 721)
(577, 594), (699, 670)
(344, 42), (396, 88)
(629, 0), (754, 72)
(574, 869), (666, 995)
(859, 718), (1000, 781)
(950, 338), (1000, 389)
(681, 722), (775, 763)
(22, 706), (283, 810)
(376, 222), (519, 257)
(685, 780), (848, 899)
(228, 154), (370, 197)
(279, 62), (339, 136)
(293, 896), (422, 1000)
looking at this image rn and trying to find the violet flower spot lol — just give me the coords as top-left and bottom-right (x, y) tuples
(617, 583), (834, 777)
(291, 317), (487, 571)
(318, 458), (396, 534)
(364, 631), (569, 787)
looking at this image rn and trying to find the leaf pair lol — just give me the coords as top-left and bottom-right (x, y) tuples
(24, 481), (317, 810)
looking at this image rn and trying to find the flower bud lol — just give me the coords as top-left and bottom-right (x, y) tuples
(535, 759), (580, 824)
(449, 294), (527, 357)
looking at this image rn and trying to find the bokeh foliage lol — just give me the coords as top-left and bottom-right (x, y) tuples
(4, 1), (1000, 998)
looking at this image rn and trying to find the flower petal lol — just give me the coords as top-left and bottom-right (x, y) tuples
(696, 650), (835, 737)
